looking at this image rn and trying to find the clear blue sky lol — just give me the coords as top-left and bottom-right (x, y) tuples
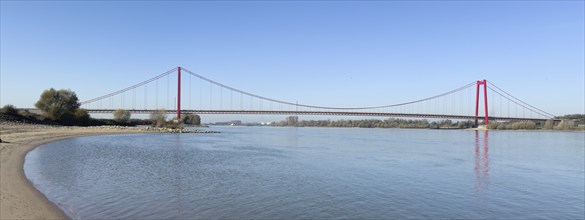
(1, 1), (583, 121)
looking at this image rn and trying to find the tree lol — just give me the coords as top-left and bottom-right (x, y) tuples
(150, 109), (167, 127)
(113, 109), (131, 123)
(35, 88), (80, 121)
(181, 114), (201, 126)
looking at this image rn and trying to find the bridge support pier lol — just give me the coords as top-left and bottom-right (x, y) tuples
(475, 80), (489, 126)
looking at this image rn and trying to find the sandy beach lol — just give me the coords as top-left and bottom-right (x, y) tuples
(0, 123), (158, 219)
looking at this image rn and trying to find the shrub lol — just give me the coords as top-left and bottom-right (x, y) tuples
(162, 122), (184, 129)
(487, 122), (500, 129)
(75, 108), (90, 124)
(457, 120), (473, 129)
(543, 119), (554, 130)
(150, 109), (167, 127)
(181, 114), (201, 126)
(508, 121), (536, 130)
(489, 121), (537, 130)
(113, 109), (131, 123)
(555, 120), (575, 130)
(0, 104), (18, 115)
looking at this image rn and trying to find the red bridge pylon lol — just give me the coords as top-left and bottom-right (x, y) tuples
(475, 79), (489, 126)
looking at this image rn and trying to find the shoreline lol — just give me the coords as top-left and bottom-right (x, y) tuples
(0, 123), (198, 219)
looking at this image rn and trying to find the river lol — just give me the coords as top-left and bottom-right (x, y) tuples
(24, 127), (584, 219)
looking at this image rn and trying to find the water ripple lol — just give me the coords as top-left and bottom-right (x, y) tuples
(24, 128), (585, 219)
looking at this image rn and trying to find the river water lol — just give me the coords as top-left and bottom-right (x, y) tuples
(24, 127), (584, 219)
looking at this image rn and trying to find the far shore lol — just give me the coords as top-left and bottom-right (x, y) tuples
(0, 122), (211, 219)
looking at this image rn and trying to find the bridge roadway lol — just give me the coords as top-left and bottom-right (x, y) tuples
(80, 109), (554, 122)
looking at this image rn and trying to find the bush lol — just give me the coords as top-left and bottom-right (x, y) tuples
(543, 119), (554, 130)
(75, 108), (90, 124)
(162, 122), (184, 129)
(149, 110), (187, 128)
(488, 121), (537, 130)
(113, 109), (131, 123)
(150, 109), (167, 127)
(0, 104), (18, 115)
(509, 121), (536, 130)
(555, 120), (575, 130)
(429, 122), (439, 129)
(559, 114), (585, 126)
(35, 88), (80, 121)
(457, 120), (474, 129)
(181, 114), (201, 126)
(487, 122), (500, 129)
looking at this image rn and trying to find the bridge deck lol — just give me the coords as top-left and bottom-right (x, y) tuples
(72, 109), (554, 122)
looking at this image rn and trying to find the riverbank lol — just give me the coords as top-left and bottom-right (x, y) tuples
(0, 122), (213, 219)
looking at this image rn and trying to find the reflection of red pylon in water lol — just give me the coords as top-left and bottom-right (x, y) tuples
(474, 130), (490, 191)
(172, 135), (184, 217)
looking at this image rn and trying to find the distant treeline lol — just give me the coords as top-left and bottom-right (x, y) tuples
(488, 115), (584, 130)
(272, 115), (585, 131)
(558, 114), (585, 125)
(271, 116), (475, 129)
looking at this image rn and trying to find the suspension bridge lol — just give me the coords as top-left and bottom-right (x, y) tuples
(77, 67), (557, 125)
